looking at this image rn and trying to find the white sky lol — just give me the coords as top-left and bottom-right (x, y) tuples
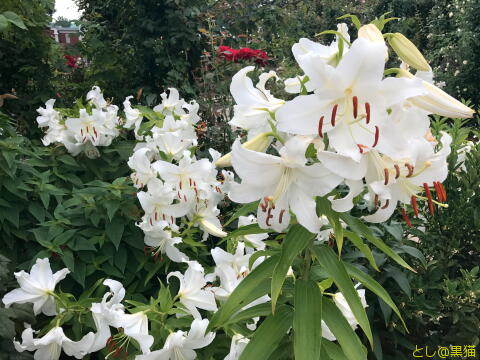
(53, 0), (82, 20)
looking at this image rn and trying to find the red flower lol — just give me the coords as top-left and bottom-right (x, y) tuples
(64, 55), (79, 69)
(218, 46), (268, 65)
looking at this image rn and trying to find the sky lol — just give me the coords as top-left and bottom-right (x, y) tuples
(53, 0), (82, 20)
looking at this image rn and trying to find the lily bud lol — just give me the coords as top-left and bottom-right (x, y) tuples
(358, 24), (384, 43)
(358, 24), (388, 61)
(387, 33), (431, 72)
(398, 69), (475, 118)
(215, 132), (271, 168)
(200, 218), (227, 238)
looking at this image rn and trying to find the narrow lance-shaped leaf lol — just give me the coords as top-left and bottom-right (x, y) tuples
(209, 255), (279, 329)
(271, 224), (315, 312)
(344, 262), (407, 331)
(322, 297), (367, 360)
(313, 245), (373, 346)
(344, 230), (379, 271)
(238, 305), (293, 360)
(340, 213), (415, 272)
(294, 280), (322, 360)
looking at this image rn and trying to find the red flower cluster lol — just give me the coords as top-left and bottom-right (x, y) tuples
(64, 55), (78, 69)
(218, 46), (269, 65)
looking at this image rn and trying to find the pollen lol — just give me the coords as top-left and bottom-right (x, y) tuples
(365, 102), (371, 124)
(373, 126), (379, 147)
(384, 168), (389, 185)
(331, 104), (338, 126)
(352, 96), (358, 119)
(318, 116), (324, 137)
(394, 164), (400, 179)
(423, 183), (435, 215)
(381, 199), (390, 209)
(405, 163), (414, 177)
(411, 196), (419, 217)
(279, 209), (286, 224)
(401, 208), (413, 227)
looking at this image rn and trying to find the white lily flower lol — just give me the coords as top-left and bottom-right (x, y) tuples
(123, 96), (144, 137)
(291, 23), (350, 69)
(135, 318), (215, 360)
(153, 88), (186, 116)
(224, 334), (249, 360)
(143, 225), (189, 263)
(86, 85), (108, 109)
(167, 261), (217, 319)
(36, 99), (61, 128)
(237, 215), (268, 250)
(13, 325), (95, 360)
(128, 148), (158, 189)
(364, 132), (451, 223)
(90, 279), (126, 352)
(229, 66), (285, 139)
(153, 151), (216, 203)
(2, 258), (69, 316)
(276, 38), (425, 162)
(188, 197), (227, 239)
(116, 311), (154, 354)
(229, 136), (342, 233)
(211, 242), (250, 276)
(138, 178), (189, 227)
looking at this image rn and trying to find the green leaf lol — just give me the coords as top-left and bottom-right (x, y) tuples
(227, 223), (270, 240)
(322, 341), (349, 360)
(271, 224), (315, 312)
(317, 197), (344, 255)
(293, 280), (322, 360)
(344, 231), (379, 271)
(345, 263), (407, 331)
(222, 303), (272, 326)
(313, 245), (373, 346)
(238, 305), (293, 360)
(0, 15), (9, 32)
(62, 249), (75, 272)
(322, 298), (367, 360)
(337, 14), (362, 30)
(106, 218), (125, 249)
(224, 201), (259, 226)
(28, 202), (46, 223)
(104, 200), (121, 221)
(209, 255), (279, 329)
(3, 11), (27, 30)
(340, 214), (415, 272)
(71, 259), (86, 287)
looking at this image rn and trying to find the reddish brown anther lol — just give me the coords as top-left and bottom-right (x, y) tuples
(384, 168), (389, 185)
(279, 209), (286, 224)
(405, 163), (414, 177)
(401, 208), (412, 227)
(394, 164), (400, 179)
(411, 196), (419, 217)
(381, 199), (390, 209)
(352, 96), (358, 118)
(374, 194), (379, 208)
(331, 104), (338, 126)
(439, 182), (447, 201)
(318, 116), (324, 138)
(266, 207), (273, 226)
(179, 181), (182, 190)
(373, 126), (379, 147)
(423, 183), (435, 215)
(365, 102), (371, 124)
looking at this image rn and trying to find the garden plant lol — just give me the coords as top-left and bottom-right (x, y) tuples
(0, 4), (479, 360)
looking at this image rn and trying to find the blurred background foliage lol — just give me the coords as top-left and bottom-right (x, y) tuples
(0, 0), (479, 358)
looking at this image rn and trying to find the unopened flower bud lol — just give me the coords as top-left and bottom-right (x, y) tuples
(387, 33), (431, 72)
(398, 69), (475, 118)
(358, 24), (388, 61)
(215, 132), (271, 168)
(200, 218), (227, 238)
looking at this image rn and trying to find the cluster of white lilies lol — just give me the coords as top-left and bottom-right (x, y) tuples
(5, 20), (473, 360)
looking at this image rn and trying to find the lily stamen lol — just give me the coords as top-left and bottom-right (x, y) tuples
(423, 183), (435, 215)
(394, 164), (400, 179)
(410, 161), (431, 177)
(365, 102), (371, 124)
(381, 199), (390, 209)
(383, 168), (389, 185)
(266, 208), (273, 226)
(401, 208), (413, 227)
(405, 163), (414, 177)
(318, 116), (324, 137)
(331, 104), (338, 126)
(374, 194), (379, 208)
(352, 96), (358, 118)
(411, 195), (419, 217)
(279, 209), (286, 224)
(373, 126), (379, 147)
